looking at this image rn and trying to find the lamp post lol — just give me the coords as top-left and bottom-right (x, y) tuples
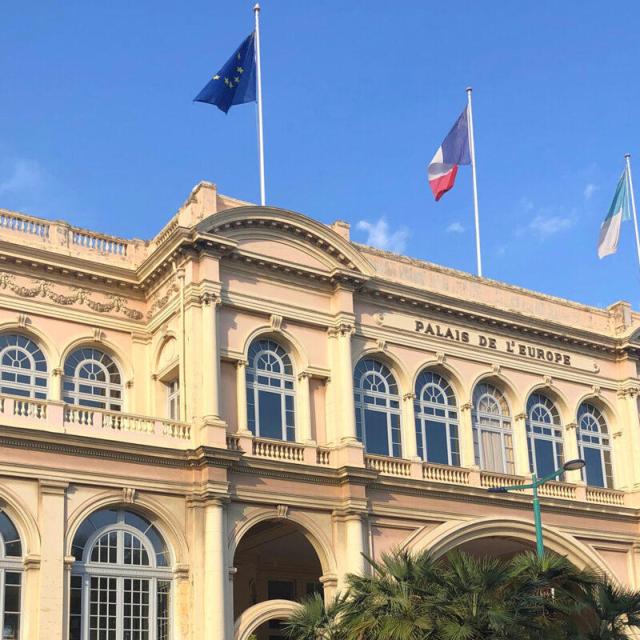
(487, 458), (586, 558)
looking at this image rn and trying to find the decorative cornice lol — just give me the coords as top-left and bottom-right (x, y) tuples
(0, 272), (143, 320)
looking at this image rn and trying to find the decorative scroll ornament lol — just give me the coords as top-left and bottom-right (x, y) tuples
(147, 275), (180, 319)
(0, 272), (143, 320)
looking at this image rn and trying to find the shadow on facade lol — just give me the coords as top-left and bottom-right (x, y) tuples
(234, 519), (323, 640)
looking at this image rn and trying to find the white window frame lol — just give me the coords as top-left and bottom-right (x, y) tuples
(0, 514), (23, 640)
(526, 394), (564, 477)
(246, 340), (296, 441)
(354, 359), (402, 457)
(414, 371), (459, 466)
(472, 383), (514, 474)
(71, 511), (173, 640)
(63, 348), (123, 411)
(577, 402), (613, 488)
(165, 379), (180, 421)
(0, 334), (48, 399)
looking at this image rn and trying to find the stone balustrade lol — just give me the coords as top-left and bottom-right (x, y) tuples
(0, 394), (191, 448)
(422, 462), (470, 485)
(0, 208), (147, 266)
(364, 454), (412, 477)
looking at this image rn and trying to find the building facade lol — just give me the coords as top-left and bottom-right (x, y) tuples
(0, 181), (639, 639)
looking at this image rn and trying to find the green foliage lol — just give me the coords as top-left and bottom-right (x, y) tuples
(283, 549), (640, 640)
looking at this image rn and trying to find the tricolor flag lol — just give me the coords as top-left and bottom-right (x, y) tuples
(428, 107), (471, 201)
(598, 170), (631, 259)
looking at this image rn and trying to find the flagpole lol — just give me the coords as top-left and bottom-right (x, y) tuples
(254, 3), (266, 206)
(466, 87), (483, 277)
(624, 153), (640, 268)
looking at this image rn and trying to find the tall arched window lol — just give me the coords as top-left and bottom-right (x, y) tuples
(414, 371), (459, 465)
(0, 333), (47, 399)
(526, 393), (564, 477)
(246, 339), (296, 441)
(472, 382), (514, 474)
(577, 402), (613, 488)
(0, 511), (22, 640)
(63, 348), (123, 411)
(354, 358), (401, 457)
(70, 508), (172, 640)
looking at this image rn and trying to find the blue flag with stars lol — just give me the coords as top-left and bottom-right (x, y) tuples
(194, 32), (257, 114)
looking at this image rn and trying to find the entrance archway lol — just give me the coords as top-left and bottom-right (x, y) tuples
(233, 519), (323, 640)
(406, 516), (612, 575)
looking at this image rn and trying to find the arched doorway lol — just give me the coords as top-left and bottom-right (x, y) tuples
(233, 519), (323, 640)
(456, 535), (535, 559)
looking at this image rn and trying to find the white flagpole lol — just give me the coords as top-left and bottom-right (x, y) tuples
(624, 153), (640, 268)
(466, 87), (483, 277)
(254, 3), (266, 206)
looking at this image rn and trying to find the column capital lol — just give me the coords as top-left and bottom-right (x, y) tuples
(403, 392), (416, 402)
(460, 401), (472, 412)
(327, 323), (354, 338)
(200, 291), (221, 306)
(565, 421), (577, 431)
(297, 370), (311, 381)
(514, 412), (527, 422)
(235, 358), (248, 369)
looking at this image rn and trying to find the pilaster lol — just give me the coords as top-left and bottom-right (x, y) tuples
(37, 480), (68, 640)
(296, 371), (314, 444)
(458, 402), (475, 468)
(235, 359), (250, 434)
(401, 392), (418, 460)
(513, 412), (530, 476)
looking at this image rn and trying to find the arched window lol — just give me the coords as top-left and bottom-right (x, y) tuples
(526, 393), (564, 477)
(577, 402), (613, 488)
(0, 333), (47, 399)
(414, 371), (459, 465)
(354, 358), (401, 457)
(0, 511), (22, 640)
(246, 339), (296, 441)
(472, 383), (514, 474)
(70, 508), (172, 640)
(63, 348), (123, 411)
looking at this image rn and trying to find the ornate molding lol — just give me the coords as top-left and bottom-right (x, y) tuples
(276, 504), (289, 519)
(543, 375), (553, 386)
(122, 487), (136, 504)
(327, 323), (354, 338)
(376, 338), (387, 352)
(591, 385), (601, 396)
(514, 412), (526, 421)
(0, 272), (143, 320)
(436, 352), (446, 364)
(565, 422), (577, 432)
(403, 392), (416, 402)
(200, 292), (220, 306)
(147, 275), (180, 319)
(270, 314), (283, 331)
(460, 402), (472, 412)
(17, 313), (29, 328)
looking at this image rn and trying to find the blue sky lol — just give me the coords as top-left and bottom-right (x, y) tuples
(1, 1), (639, 309)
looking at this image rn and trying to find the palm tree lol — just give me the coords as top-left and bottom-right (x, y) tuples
(282, 593), (347, 640)
(284, 549), (640, 640)
(578, 580), (640, 640)
(338, 549), (439, 640)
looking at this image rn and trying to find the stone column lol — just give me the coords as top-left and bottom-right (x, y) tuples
(37, 480), (67, 640)
(296, 371), (314, 444)
(199, 293), (226, 447)
(204, 499), (228, 640)
(458, 402), (476, 468)
(617, 388), (640, 489)
(49, 367), (62, 401)
(328, 324), (357, 443)
(344, 512), (366, 576)
(512, 412), (530, 477)
(201, 292), (221, 420)
(401, 392), (418, 460)
(563, 422), (583, 485)
(235, 359), (249, 434)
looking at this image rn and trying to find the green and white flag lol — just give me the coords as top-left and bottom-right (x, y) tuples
(598, 170), (631, 258)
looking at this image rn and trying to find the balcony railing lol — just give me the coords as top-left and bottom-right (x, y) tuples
(0, 395), (191, 448)
(0, 392), (629, 509)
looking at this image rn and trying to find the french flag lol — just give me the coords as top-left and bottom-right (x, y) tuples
(428, 107), (471, 201)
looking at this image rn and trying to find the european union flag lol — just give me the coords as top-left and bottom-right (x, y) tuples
(194, 32), (257, 114)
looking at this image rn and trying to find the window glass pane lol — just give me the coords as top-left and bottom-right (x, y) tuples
(481, 430), (504, 472)
(533, 438), (556, 477)
(584, 446), (605, 487)
(268, 580), (295, 600)
(258, 390), (283, 439)
(123, 578), (150, 639)
(425, 420), (449, 465)
(364, 409), (390, 456)
(157, 581), (171, 640)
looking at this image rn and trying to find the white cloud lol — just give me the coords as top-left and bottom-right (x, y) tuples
(584, 183), (597, 200)
(0, 158), (45, 196)
(527, 214), (574, 238)
(445, 221), (465, 234)
(356, 218), (408, 253)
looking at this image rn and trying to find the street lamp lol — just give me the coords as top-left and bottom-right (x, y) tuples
(487, 458), (586, 557)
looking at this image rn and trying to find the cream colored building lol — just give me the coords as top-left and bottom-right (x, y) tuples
(0, 181), (639, 639)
